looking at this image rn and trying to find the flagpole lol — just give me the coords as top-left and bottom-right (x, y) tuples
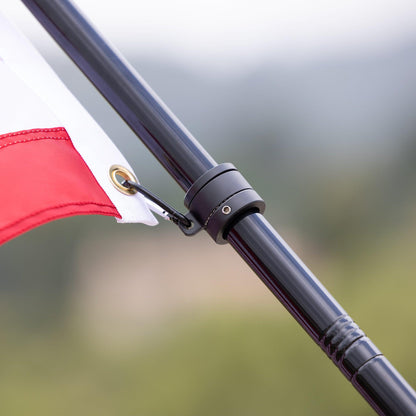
(22, 1), (416, 415)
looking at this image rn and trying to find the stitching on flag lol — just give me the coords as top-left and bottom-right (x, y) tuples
(0, 205), (119, 246)
(0, 136), (69, 151)
(0, 201), (120, 232)
(0, 127), (66, 140)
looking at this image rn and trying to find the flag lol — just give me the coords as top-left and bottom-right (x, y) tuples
(0, 12), (159, 245)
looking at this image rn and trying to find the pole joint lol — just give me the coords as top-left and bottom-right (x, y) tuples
(179, 163), (265, 244)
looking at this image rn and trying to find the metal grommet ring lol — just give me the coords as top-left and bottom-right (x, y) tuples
(109, 165), (138, 195)
(222, 205), (231, 215)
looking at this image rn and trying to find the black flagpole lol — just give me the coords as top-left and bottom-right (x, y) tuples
(21, 1), (416, 415)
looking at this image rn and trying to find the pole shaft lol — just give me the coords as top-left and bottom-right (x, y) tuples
(227, 214), (416, 415)
(21, 0), (216, 191)
(21, 1), (416, 414)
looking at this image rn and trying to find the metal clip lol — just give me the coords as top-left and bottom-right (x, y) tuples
(123, 180), (196, 230)
(109, 164), (201, 234)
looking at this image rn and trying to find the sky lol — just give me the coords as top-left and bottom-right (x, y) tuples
(3, 0), (416, 74)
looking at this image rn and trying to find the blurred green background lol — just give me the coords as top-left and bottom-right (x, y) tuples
(1, 1), (416, 415)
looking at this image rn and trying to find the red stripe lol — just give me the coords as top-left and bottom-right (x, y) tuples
(0, 128), (120, 245)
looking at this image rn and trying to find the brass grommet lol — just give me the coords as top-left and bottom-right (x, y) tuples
(109, 165), (138, 195)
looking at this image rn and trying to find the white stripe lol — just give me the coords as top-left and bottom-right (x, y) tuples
(0, 62), (60, 131)
(0, 12), (159, 226)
